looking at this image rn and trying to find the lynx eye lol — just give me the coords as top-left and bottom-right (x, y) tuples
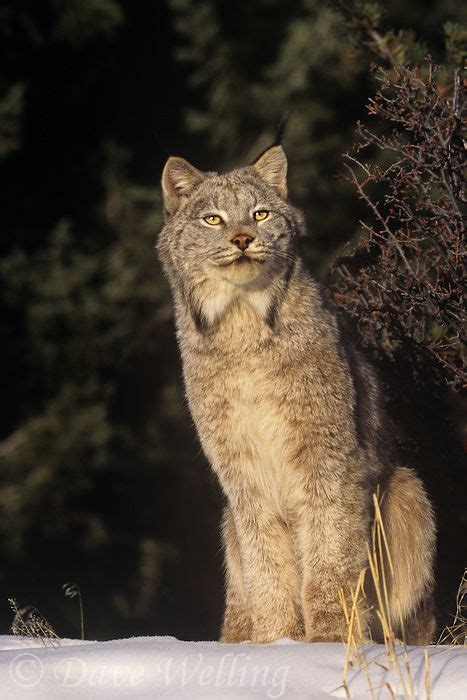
(254, 210), (269, 221)
(204, 214), (223, 225)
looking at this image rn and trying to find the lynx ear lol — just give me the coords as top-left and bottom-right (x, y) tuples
(161, 157), (206, 215)
(251, 145), (288, 198)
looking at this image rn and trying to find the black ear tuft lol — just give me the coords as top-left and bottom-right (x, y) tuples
(251, 113), (288, 165)
(274, 112), (288, 147)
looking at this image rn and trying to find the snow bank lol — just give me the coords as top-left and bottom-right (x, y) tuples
(0, 634), (465, 699)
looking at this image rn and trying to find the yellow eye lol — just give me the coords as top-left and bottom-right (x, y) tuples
(254, 210), (269, 221)
(204, 214), (222, 225)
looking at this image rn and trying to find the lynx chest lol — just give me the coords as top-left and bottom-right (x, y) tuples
(190, 357), (298, 513)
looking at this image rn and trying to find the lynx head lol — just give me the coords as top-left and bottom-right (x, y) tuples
(157, 145), (305, 330)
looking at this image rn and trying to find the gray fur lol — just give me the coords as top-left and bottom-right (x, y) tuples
(157, 146), (436, 644)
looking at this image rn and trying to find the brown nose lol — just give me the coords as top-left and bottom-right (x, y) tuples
(230, 233), (254, 251)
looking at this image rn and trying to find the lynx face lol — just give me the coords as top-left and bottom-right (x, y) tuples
(158, 147), (305, 325)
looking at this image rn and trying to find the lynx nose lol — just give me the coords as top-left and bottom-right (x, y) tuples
(230, 233), (254, 251)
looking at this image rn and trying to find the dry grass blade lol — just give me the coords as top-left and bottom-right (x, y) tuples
(373, 494), (415, 697)
(63, 581), (85, 640)
(8, 597), (60, 647)
(339, 491), (430, 699)
(437, 568), (467, 645)
(424, 649), (430, 699)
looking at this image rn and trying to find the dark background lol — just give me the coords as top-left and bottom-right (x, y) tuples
(0, 0), (465, 641)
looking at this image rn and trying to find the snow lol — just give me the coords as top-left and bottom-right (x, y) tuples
(0, 634), (465, 699)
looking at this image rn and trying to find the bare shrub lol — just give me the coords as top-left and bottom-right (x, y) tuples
(332, 62), (465, 389)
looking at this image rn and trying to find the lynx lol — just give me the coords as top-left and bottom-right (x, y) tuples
(157, 144), (436, 644)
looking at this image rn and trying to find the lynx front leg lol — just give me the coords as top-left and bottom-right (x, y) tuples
(297, 495), (369, 643)
(232, 499), (303, 643)
(220, 507), (252, 643)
